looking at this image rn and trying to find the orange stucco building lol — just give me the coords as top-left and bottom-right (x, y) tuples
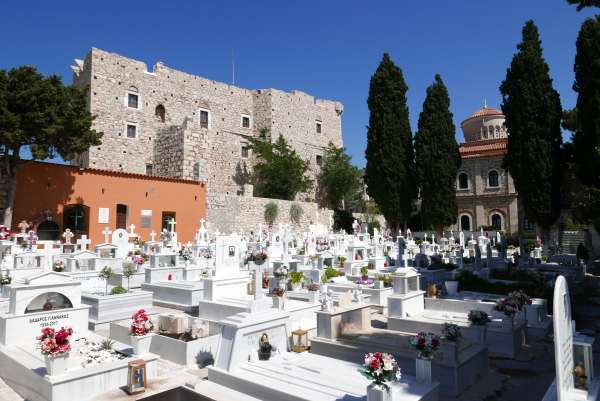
(11, 161), (206, 245)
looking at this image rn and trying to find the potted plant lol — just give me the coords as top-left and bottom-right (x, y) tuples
(38, 327), (73, 376)
(129, 309), (155, 356)
(288, 272), (304, 291)
(98, 266), (113, 296)
(179, 246), (192, 266)
(273, 265), (288, 289)
(339, 256), (347, 268)
(272, 287), (285, 310)
(467, 310), (489, 343)
(52, 260), (65, 272)
(307, 282), (320, 303)
(409, 332), (440, 384)
(441, 323), (461, 361)
(122, 263), (135, 292)
(360, 265), (369, 279)
(358, 352), (401, 401)
(0, 273), (11, 297)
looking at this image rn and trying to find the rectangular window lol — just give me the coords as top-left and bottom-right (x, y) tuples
(316, 155), (323, 166)
(126, 124), (137, 138)
(140, 209), (152, 228)
(241, 144), (249, 158)
(128, 93), (139, 109)
(316, 121), (322, 133)
(116, 204), (128, 229)
(145, 164), (153, 175)
(162, 211), (176, 231)
(241, 115), (251, 128)
(199, 110), (209, 129)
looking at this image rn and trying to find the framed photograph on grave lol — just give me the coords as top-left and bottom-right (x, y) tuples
(228, 246), (236, 257)
(127, 359), (147, 394)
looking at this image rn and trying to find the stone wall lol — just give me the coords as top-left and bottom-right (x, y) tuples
(71, 48), (343, 199)
(206, 192), (333, 234)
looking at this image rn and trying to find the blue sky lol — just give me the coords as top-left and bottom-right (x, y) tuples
(1, 1), (596, 167)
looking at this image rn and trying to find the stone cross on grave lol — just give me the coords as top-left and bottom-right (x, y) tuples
(77, 235), (91, 251)
(149, 230), (157, 242)
(168, 219), (177, 234)
(62, 228), (74, 244)
(199, 218), (206, 229)
(102, 227), (112, 244)
(129, 224), (137, 237)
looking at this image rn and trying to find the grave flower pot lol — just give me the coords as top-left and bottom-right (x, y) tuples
(367, 383), (391, 401)
(441, 341), (458, 362)
(291, 282), (302, 292)
(444, 280), (458, 295)
(501, 315), (514, 332)
(272, 296), (285, 310)
(374, 280), (384, 289)
(130, 333), (155, 356)
(470, 325), (487, 344)
(307, 290), (319, 303)
(45, 353), (69, 376)
(415, 357), (433, 384)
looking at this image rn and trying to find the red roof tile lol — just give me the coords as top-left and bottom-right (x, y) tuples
(459, 138), (507, 159)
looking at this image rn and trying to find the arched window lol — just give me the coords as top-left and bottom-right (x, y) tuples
(37, 221), (60, 241)
(491, 213), (502, 230)
(63, 204), (89, 234)
(458, 173), (469, 189)
(155, 104), (166, 122)
(25, 292), (73, 314)
(488, 170), (499, 187)
(460, 214), (471, 231)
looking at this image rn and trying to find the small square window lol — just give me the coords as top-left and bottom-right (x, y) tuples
(316, 155), (323, 166)
(126, 124), (137, 138)
(199, 110), (209, 128)
(128, 93), (139, 109)
(242, 116), (251, 128)
(316, 122), (322, 133)
(241, 145), (249, 158)
(145, 164), (153, 175)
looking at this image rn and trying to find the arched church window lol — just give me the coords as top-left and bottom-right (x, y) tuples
(460, 214), (471, 231)
(491, 213), (502, 230)
(155, 104), (166, 123)
(458, 173), (469, 189)
(37, 220), (60, 241)
(488, 170), (499, 187)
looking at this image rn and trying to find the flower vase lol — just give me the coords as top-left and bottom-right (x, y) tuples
(0, 285), (9, 298)
(470, 325), (487, 344)
(367, 383), (391, 401)
(501, 315), (514, 332)
(273, 296), (285, 310)
(291, 282), (301, 292)
(130, 333), (155, 356)
(45, 353), (69, 376)
(444, 280), (458, 295)
(415, 357), (433, 384)
(441, 341), (458, 362)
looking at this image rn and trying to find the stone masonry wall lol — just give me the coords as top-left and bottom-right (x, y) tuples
(206, 192), (333, 234)
(71, 48), (343, 199)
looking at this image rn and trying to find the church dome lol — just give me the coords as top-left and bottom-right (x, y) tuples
(461, 105), (507, 143)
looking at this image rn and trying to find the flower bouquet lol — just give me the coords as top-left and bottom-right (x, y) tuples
(494, 297), (518, 317)
(358, 352), (401, 391)
(307, 282), (320, 292)
(129, 309), (155, 355)
(441, 323), (462, 342)
(52, 260), (65, 272)
(38, 327), (73, 376)
(468, 310), (490, 325)
(409, 332), (440, 359)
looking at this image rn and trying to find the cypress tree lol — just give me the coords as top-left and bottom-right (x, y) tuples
(573, 16), (600, 188)
(364, 53), (417, 230)
(566, 0), (600, 11)
(414, 74), (461, 233)
(500, 21), (563, 233)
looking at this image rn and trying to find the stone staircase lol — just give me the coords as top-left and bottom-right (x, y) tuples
(558, 230), (586, 254)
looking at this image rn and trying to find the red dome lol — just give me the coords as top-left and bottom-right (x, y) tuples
(468, 107), (503, 119)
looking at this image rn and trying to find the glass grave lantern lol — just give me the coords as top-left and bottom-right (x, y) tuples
(292, 328), (309, 353)
(574, 331), (594, 390)
(127, 359), (147, 394)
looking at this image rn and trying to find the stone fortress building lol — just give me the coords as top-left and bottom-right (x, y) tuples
(453, 106), (519, 234)
(70, 48), (343, 199)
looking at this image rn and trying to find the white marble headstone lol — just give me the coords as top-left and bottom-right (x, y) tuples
(553, 275), (574, 401)
(111, 228), (131, 259)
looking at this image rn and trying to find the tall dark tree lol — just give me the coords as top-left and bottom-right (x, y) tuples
(0, 66), (102, 226)
(414, 74), (461, 233)
(364, 53), (417, 230)
(500, 21), (563, 235)
(566, 0), (600, 10)
(572, 16), (600, 188)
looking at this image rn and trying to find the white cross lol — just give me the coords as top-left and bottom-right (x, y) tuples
(77, 235), (91, 251)
(101, 227), (112, 244)
(168, 219), (177, 233)
(129, 224), (136, 235)
(199, 218), (206, 228)
(62, 228), (74, 244)
(149, 230), (157, 242)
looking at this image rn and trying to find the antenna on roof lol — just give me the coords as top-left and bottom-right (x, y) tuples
(231, 48), (235, 86)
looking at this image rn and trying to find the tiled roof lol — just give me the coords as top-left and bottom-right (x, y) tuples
(459, 138), (507, 159)
(461, 107), (504, 126)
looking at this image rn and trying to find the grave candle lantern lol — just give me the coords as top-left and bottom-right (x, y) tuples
(127, 359), (147, 394)
(292, 328), (308, 353)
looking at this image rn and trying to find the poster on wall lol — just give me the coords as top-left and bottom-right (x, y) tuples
(98, 208), (109, 224)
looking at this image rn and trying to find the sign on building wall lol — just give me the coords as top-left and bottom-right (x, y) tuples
(98, 207), (110, 224)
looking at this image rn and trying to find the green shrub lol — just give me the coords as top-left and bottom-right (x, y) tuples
(323, 267), (339, 281)
(264, 202), (279, 227)
(289, 272), (304, 284)
(110, 286), (127, 295)
(289, 203), (303, 224)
